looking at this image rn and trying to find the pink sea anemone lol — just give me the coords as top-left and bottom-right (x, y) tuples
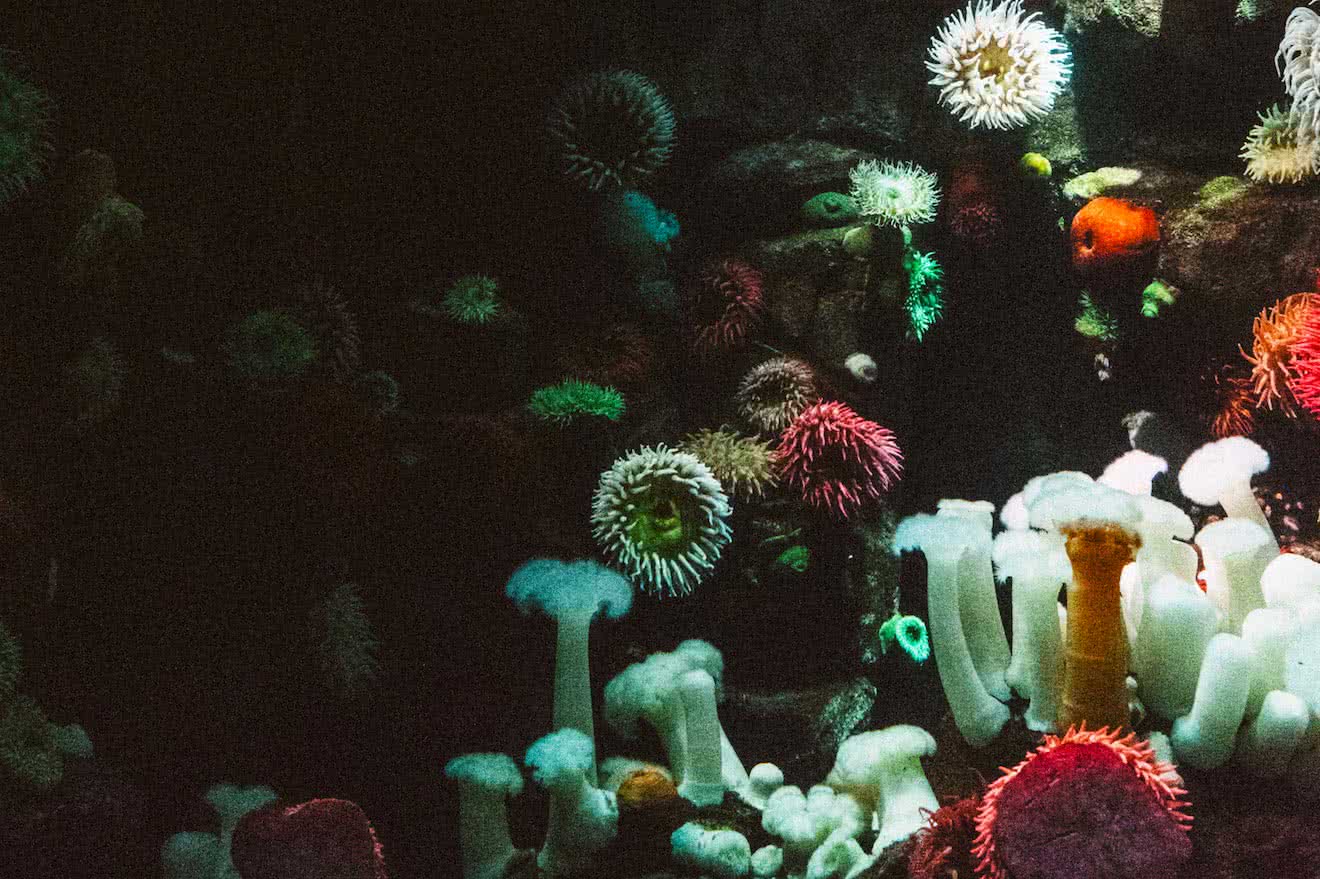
(775, 400), (902, 519)
(1288, 301), (1320, 419)
(688, 259), (765, 352)
(973, 726), (1192, 879)
(735, 356), (821, 434)
(560, 322), (658, 388)
(1241, 291), (1317, 415)
(233, 798), (388, 879)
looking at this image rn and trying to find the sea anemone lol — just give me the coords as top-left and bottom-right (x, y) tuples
(949, 202), (1003, 249)
(973, 726), (1191, 879)
(0, 59), (52, 205)
(232, 798), (388, 879)
(926, 0), (1072, 131)
(62, 336), (124, 425)
(308, 583), (381, 698)
(904, 248), (946, 342)
(849, 159), (941, 229)
(527, 379), (625, 427)
(878, 613), (931, 663)
(735, 357), (821, 434)
(0, 695), (63, 792)
(591, 445), (733, 597)
(0, 619), (18, 703)
(776, 401), (903, 520)
(547, 70), (676, 192)
(354, 370), (401, 416)
(1240, 291), (1318, 414)
(225, 311), (318, 383)
(559, 322), (657, 388)
(1074, 292), (1119, 343)
(679, 428), (778, 500)
(298, 282), (362, 381)
(441, 275), (501, 326)
(1070, 197), (1160, 280)
(906, 795), (981, 879)
(1204, 363), (1258, 438)
(1278, 4), (1320, 141)
(688, 259), (765, 352)
(1241, 103), (1319, 184)
(1288, 303), (1320, 418)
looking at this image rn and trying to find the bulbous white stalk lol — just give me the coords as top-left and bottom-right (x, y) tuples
(1287, 712), (1320, 795)
(939, 502), (1011, 701)
(554, 609), (596, 777)
(872, 752), (939, 853)
(457, 785), (519, 879)
(1241, 608), (1301, 716)
(677, 670), (725, 806)
(928, 549), (1010, 747)
(1235, 689), (1311, 777)
(1196, 518), (1276, 633)
(1172, 633), (1253, 769)
(1218, 479), (1276, 543)
(1134, 575), (1218, 720)
(995, 542), (1067, 732)
(1261, 553), (1320, 610)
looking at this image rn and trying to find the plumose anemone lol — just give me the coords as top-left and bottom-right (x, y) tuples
(688, 259), (765, 353)
(776, 400), (903, 519)
(679, 428), (778, 500)
(547, 70), (675, 192)
(926, 0), (1072, 131)
(849, 159), (941, 229)
(591, 445), (733, 597)
(735, 357), (820, 434)
(1278, 4), (1320, 141)
(1241, 103), (1318, 184)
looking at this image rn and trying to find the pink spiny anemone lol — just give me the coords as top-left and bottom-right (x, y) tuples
(1240, 291), (1318, 415)
(1287, 275), (1320, 419)
(1204, 362), (1258, 439)
(973, 726), (1192, 879)
(775, 400), (903, 519)
(688, 259), (765, 353)
(233, 798), (388, 879)
(735, 356), (821, 434)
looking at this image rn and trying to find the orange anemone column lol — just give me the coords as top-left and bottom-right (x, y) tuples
(1058, 523), (1142, 731)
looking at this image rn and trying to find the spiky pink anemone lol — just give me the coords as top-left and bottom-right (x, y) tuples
(1287, 285), (1320, 419)
(689, 259), (765, 352)
(775, 400), (902, 519)
(973, 726), (1192, 879)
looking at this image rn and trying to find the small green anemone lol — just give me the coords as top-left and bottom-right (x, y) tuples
(1141, 280), (1177, 318)
(878, 613), (930, 663)
(225, 310), (318, 382)
(1075, 292), (1119, 343)
(442, 275), (501, 325)
(903, 247), (946, 342)
(775, 545), (811, 574)
(527, 379), (625, 426)
(0, 62), (51, 205)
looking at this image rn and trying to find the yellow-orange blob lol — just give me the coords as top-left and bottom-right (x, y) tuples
(616, 768), (679, 809)
(1070, 197), (1160, 278)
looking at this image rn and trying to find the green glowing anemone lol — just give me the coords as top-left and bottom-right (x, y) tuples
(775, 545), (811, 574)
(903, 246), (946, 342)
(1075, 292), (1118, 343)
(527, 379), (625, 427)
(441, 275), (501, 325)
(0, 61), (51, 206)
(225, 310), (318, 383)
(1141, 280), (1177, 318)
(879, 613), (931, 664)
(592, 445), (732, 597)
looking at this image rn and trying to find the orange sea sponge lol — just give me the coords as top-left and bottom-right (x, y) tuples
(1070, 197), (1159, 280)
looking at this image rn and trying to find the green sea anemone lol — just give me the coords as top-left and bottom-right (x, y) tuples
(1075, 292), (1119, 343)
(903, 247), (946, 342)
(441, 275), (501, 325)
(592, 445), (733, 597)
(0, 60), (51, 205)
(1240, 104), (1317, 185)
(354, 370), (400, 416)
(225, 310), (317, 382)
(849, 159), (941, 229)
(527, 379), (625, 426)
(1019, 152), (1052, 177)
(801, 192), (859, 228)
(547, 70), (676, 192)
(0, 695), (63, 792)
(1141, 279), (1177, 318)
(775, 545), (811, 574)
(879, 613), (930, 663)
(309, 583), (381, 698)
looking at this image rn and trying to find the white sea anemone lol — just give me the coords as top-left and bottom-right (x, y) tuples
(848, 159), (941, 229)
(592, 445), (733, 597)
(926, 0), (1072, 131)
(1242, 103), (1319, 183)
(1278, 4), (1320, 141)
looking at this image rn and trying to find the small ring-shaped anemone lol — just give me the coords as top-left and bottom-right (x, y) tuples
(879, 613), (931, 663)
(592, 445), (733, 597)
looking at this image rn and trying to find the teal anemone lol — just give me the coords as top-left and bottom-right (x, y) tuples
(879, 613), (930, 663)
(442, 275), (501, 325)
(527, 379), (625, 427)
(775, 545), (811, 574)
(903, 247), (945, 342)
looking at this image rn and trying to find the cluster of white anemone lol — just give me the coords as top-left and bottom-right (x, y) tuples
(926, 0), (1072, 131)
(1279, 3), (1320, 142)
(848, 159), (940, 229)
(1241, 103), (1319, 183)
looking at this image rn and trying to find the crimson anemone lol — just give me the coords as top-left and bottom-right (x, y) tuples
(775, 401), (902, 519)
